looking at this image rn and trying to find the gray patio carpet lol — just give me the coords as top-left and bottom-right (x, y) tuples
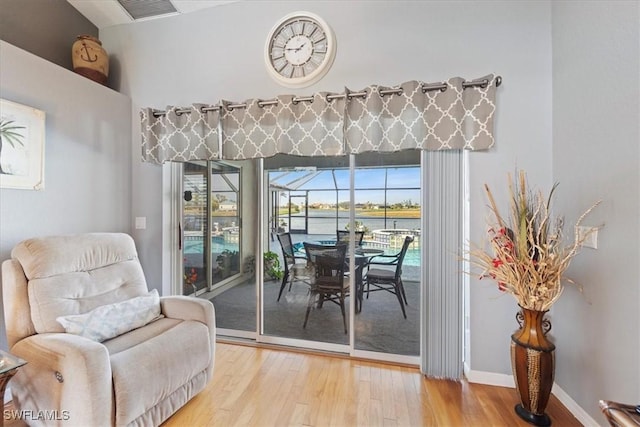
(209, 275), (419, 356)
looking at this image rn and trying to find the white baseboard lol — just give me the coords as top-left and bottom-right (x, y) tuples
(551, 383), (599, 426)
(464, 367), (598, 426)
(464, 364), (515, 388)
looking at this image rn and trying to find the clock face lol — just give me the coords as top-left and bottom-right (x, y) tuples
(265, 12), (336, 88)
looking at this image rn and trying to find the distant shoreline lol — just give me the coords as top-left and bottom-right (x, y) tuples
(278, 207), (421, 218)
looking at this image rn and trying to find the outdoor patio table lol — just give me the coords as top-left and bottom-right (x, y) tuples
(303, 241), (383, 313)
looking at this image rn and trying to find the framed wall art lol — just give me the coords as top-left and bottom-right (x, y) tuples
(0, 99), (45, 190)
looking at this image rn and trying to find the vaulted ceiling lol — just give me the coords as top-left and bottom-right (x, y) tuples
(67, 0), (240, 29)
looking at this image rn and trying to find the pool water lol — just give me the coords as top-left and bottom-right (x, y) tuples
(184, 239), (239, 254)
(292, 240), (420, 267)
(401, 248), (420, 267)
(185, 238), (422, 268)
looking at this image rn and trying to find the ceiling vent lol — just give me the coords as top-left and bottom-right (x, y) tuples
(116, 0), (177, 20)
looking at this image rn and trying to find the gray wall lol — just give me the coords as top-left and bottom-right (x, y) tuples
(101, 0), (551, 383)
(552, 0), (640, 422)
(0, 41), (133, 349)
(0, 0), (98, 71)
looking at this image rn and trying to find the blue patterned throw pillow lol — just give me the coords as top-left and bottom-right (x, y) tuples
(56, 290), (161, 342)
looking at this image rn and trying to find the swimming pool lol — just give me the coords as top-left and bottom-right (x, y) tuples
(184, 238), (239, 254)
(292, 240), (421, 267)
(185, 237), (422, 268)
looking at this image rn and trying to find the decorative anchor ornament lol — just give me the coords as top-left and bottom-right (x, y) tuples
(79, 41), (98, 63)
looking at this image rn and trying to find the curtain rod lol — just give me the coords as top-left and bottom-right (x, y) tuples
(152, 76), (502, 117)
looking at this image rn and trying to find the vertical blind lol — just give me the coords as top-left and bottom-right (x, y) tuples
(140, 74), (499, 163)
(422, 150), (464, 379)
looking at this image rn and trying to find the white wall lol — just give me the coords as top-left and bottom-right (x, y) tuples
(101, 0), (553, 378)
(0, 41), (133, 348)
(552, 1), (640, 423)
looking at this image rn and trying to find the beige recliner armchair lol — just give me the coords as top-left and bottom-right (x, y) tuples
(1, 233), (215, 426)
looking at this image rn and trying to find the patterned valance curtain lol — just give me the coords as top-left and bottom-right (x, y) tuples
(220, 93), (346, 160)
(140, 104), (221, 164)
(140, 74), (499, 164)
(345, 76), (497, 152)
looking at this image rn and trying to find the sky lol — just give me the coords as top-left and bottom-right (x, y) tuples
(269, 167), (421, 205)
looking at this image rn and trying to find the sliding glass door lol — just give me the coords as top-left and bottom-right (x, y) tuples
(182, 161), (242, 293)
(176, 154), (422, 361)
(353, 152), (421, 360)
(262, 157), (350, 350)
(182, 160), (258, 336)
(260, 154), (421, 360)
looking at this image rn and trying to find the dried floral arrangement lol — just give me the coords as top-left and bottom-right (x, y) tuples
(467, 170), (600, 311)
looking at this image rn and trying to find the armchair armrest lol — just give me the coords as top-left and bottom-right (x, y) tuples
(160, 296), (216, 377)
(11, 333), (113, 426)
(160, 296), (215, 327)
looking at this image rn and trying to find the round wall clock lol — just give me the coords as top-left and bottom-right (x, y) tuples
(264, 11), (337, 88)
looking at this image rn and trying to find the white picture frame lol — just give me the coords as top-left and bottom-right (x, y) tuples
(0, 99), (45, 190)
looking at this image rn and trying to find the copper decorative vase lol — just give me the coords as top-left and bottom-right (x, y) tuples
(511, 307), (555, 426)
(71, 35), (109, 85)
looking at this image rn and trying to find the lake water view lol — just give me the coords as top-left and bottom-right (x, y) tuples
(283, 208), (420, 235)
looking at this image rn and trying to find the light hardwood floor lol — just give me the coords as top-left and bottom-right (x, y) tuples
(162, 342), (582, 427)
(3, 341), (582, 426)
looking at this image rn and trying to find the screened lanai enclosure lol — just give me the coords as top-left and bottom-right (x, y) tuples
(268, 166), (421, 242)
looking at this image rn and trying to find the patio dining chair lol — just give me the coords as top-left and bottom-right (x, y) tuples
(364, 235), (414, 319)
(336, 230), (365, 246)
(303, 242), (349, 334)
(276, 232), (309, 301)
